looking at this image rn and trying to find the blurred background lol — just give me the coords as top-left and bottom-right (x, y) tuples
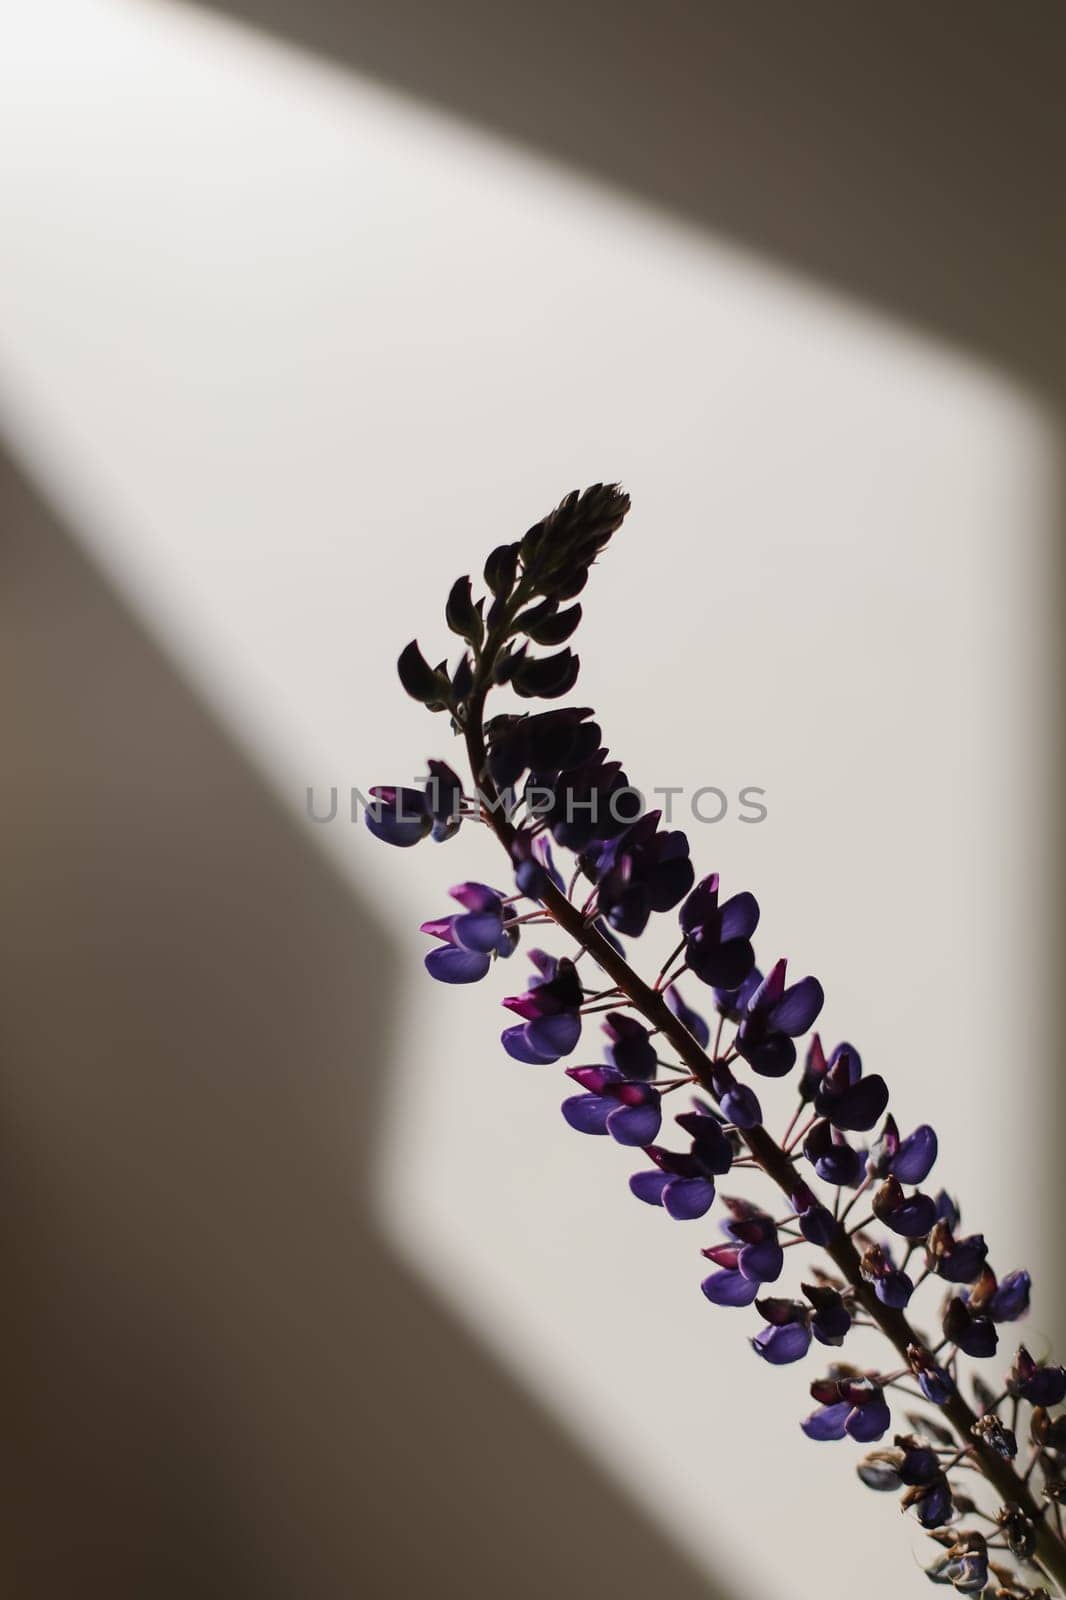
(2, 3), (1065, 1596)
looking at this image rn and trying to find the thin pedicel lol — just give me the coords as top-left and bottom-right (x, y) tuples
(365, 485), (1066, 1596)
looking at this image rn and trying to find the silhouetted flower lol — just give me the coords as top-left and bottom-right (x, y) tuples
(809, 1041), (889, 1132)
(735, 959), (824, 1077)
(591, 812), (694, 936)
(561, 1065), (661, 1146)
(366, 759), (464, 846)
(872, 1175), (938, 1238)
(867, 1115), (939, 1183)
(501, 952), (583, 1062)
(752, 1299), (813, 1365)
(680, 874), (759, 989)
(630, 1107), (733, 1219)
(926, 1219), (988, 1283)
(1006, 1347), (1066, 1406)
(802, 1375), (891, 1442)
(803, 1118), (865, 1188)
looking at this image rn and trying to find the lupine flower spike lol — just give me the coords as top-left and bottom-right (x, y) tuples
(366, 485), (1066, 1597)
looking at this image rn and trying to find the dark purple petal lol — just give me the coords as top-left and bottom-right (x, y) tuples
(846, 1393), (891, 1442)
(606, 1100), (662, 1147)
(662, 1177), (716, 1220)
(830, 1074), (890, 1133)
(752, 1321), (812, 1365)
(875, 1271), (914, 1309)
(738, 1240), (785, 1284)
(701, 1269), (760, 1307)
(501, 1023), (558, 1064)
(718, 1082), (760, 1130)
(561, 1093), (612, 1135)
(767, 977), (825, 1036)
(883, 1194), (937, 1238)
(451, 909), (506, 952)
(801, 1401), (850, 1441)
(738, 1034), (797, 1078)
(719, 891), (760, 942)
(365, 787), (431, 847)
(629, 1170), (671, 1206)
(424, 945), (491, 983)
(893, 1124), (938, 1184)
(990, 1270), (1031, 1323)
(526, 1011), (581, 1057)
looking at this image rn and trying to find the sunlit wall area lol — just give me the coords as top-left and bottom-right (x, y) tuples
(0, 5), (1059, 1598)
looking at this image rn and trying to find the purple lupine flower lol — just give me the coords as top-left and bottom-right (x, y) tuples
(856, 1434), (946, 1500)
(1006, 1346), (1066, 1406)
(541, 754), (639, 851)
(936, 1533), (990, 1592)
(752, 1298), (813, 1365)
(867, 1114), (939, 1184)
(803, 1282), (853, 1346)
(872, 1175), (938, 1238)
(909, 1476), (955, 1530)
(708, 1059), (763, 1129)
(734, 958), (824, 1077)
(665, 984), (711, 1049)
(510, 828), (565, 900)
(926, 1219), (988, 1283)
(858, 1240), (915, 1309)
(701, 1250), (761, 1307)
(810, 1042), (889, 1133)
(987, 1269), (1032, 1322)
(501, 951), (583, 1062)
(943, 1294), (999, 1359)
(803, 1118), (865, 1188)
(909, 1345), (955, 1406)
(700, 1200), (783, 1307)
(802, 1376), (891, 1442)
(561, 1065), (662, 1145)
(591, 812), (694, 937)
(601, 1012), (657, 1080)
(790, 1180), (836, 1246)
(680, 873), (760, 989)
(366, 759), (464, 846)
(717, 1198), (784, 1281)
(420, 882), (518, 982)
(712, 967), (764, 1023)
(630, 1109), (733, 1219)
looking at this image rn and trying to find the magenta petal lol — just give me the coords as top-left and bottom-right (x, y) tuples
(424, 946), (491, 984)
(448, 881), (500, 912)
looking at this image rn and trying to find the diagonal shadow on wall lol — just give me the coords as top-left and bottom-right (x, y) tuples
(0, 447), (728, 1599)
